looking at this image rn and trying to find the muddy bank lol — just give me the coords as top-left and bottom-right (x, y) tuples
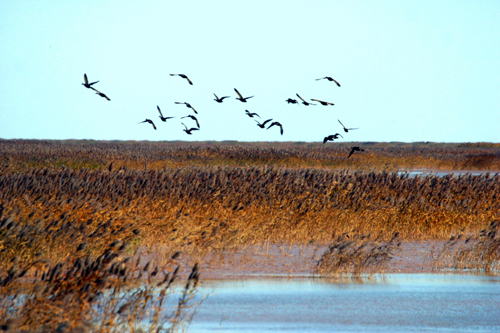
(141, 240), (453, 280)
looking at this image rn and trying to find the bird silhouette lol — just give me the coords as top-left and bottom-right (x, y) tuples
(311, 99), (334, 106)
(296, 93), (315, 106)
(157, 106), (174, 122)
(348, 146), (364, 158)
(214, 93), (230, 103)
(234, 88), (254, 102)
(256, 119), (273, 128)
(175, 102), (197, 114)
(286, 98), (299, 105)
(92, 88), (110, 101)
(82, 74), (99, 88)
(245, 110), (260, 118)
(267, 121), (283, 135)
(338, 119), (359, 133)
(323, 133), (343, 143)
(181, 115), (200, 128)
(139, 119), (157, 130)
(316, 76), (341, 87)
(182, 122), (199, 135)
(170, 74), (193, 85)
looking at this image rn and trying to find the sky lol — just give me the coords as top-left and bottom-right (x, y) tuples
(1, 0), (499, 143)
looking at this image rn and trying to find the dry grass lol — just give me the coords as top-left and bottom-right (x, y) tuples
(314, 233), (401, 278)
(429, 220), (500, 273)
(1, 139), (500, 172)
(0, 213), (201, 332)
(0, 139), (499, 328)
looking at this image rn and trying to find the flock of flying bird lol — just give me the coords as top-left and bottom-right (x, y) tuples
(81, 73), (365, 158)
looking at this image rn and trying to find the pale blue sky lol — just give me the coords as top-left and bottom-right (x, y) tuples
(1, 1), (499, 143)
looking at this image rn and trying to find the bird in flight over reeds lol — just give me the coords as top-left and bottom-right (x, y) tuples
(157, 106), (174, 122)
(348, 146), (364, 158)
(213, 93), (230, 103)
(92, 88), (110, 101)
(316, 76), (341, 87)
(234, 88), (254, 102)
(182, 122), (199, 135)
(170, 74), (193, 85)
(245, 110), (260, 118)
(139, 119), (157, 130)
(323, 133), (343, 144)
(267, 121), (283, 135)
(286, 98), (299, 105)
(338, 119), (359, 133)
(255, 119), (273, 128)
(311, 99), (334, 106)
(82, 73), (99, 89)
(181, 115), (200, 128)
(296, 93), (315, 106)
(175, 102), (197, 114)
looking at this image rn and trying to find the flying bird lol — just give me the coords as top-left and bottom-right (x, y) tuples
(170, 74), (193, 85)
(181, 115), (200, 128)
(286, 98), (299, 105)
(82, 73), (99, 89)
(92, 88), (110, 101)
(157, 106), (174, 122)
(175, 102), (197, 114)
(139, 119), (157, 130)
(255, 119), (273, 128)
(182, 122), (199, 135)
(296, 93), (315, 106)
(267, 121), (283, 135)
(245, 110), (260, 118)
(338, 119), (359, 133)
(348, 146), (364, 158)
(311, 99), (334, 106)
(323, 133), (343, 144)
(316, 76), (341, 87)
(234, 88), (254, 102)
(214, 93), (230, 103)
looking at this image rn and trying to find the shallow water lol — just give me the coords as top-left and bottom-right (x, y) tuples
(398, 170), (498, 178)
(187, 274), (500, 333)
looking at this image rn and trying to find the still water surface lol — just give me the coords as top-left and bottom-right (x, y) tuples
(187, 274), (500, 333)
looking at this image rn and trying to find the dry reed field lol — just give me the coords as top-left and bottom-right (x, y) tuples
(0, 139), (499, 331)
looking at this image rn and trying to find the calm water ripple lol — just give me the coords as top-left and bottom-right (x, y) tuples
(186, 274), (500, 333)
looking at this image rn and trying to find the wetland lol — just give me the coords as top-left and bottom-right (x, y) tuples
(0, 140), (499, 332)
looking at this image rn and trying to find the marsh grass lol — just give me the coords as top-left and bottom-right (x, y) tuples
(314, 233), (401, 278)
(0, 213), (201, 332)
(429, 220), (500, 273)
(0, 139), (499, 287)
(1, 140), (500, 172)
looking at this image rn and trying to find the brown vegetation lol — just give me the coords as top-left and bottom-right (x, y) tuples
(0, 211), (201, 332)
(429, 220), (500, 273)
(314, 233), (401, 278)
(0, 139), (499, 328)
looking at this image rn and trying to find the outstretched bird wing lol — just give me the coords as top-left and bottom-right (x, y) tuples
(234, 88), (243, 99)
(262, 119), (273, 126)
(157, 106), (164, 117)
(84, 74), (89, 85)
(296, 93), (306, 102)
(348, 148), (355, 158)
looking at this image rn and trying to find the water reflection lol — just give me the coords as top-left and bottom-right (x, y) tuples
(187, 274), (500, 333)
(398, 170), (498, 178)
